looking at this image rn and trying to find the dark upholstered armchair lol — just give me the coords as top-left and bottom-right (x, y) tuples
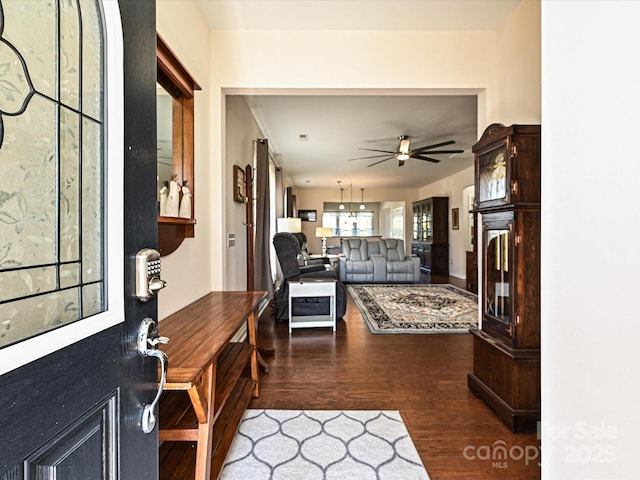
(273, 232), (347, 322)
(292, 232), (329, 266)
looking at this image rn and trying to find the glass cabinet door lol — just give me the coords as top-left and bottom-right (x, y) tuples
(481, 211), (514, 343)
(422, 201), (432, 241)
(484, 228), (510, 324)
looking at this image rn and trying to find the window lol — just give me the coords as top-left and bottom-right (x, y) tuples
(0, 0), (106, 348)
(322, 211), (374, 237)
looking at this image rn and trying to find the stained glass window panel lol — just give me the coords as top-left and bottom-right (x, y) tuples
(81, 117), (103, 284)
(60, 107), (81, 263)
(60, 263), (81, 289)
(0, 0), (105, 348)
(80, 0), (103, 121)
(0, 94), (57, 268)
(0, 267), (57, 302)
(0, 289), (80, 347)
(82, 282), (103, 318)
(1, 1), (56, 101)
(60, 0), (81, 109)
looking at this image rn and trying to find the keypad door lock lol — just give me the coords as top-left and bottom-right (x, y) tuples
(135, 248), (167, 301)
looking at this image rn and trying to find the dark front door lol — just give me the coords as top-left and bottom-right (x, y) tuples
(0, 0), (159, 477)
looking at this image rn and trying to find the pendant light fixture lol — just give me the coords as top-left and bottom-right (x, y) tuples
(359, 188), (366, 210)
(338, 180), (345, 210)
(348, 183), (357, 226)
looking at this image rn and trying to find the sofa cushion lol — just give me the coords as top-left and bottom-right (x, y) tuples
(343, 238), (369, 261)
(379, 238), (405, 261)
(368, 240), (380, 256)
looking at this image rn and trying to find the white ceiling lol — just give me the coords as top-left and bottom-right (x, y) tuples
(196, 0), (520, 189)
(240, 94), (478, 189)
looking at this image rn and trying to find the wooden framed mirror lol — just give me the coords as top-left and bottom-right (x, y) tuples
(156, 33), (201, 255)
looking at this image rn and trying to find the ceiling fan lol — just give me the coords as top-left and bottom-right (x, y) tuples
(349, 135), (464, 167)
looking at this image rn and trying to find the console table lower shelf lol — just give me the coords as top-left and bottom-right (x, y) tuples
(157, 291), (267, 480)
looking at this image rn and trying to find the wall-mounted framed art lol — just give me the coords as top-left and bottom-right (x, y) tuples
(233, 165), (245, 203)
(298, 209), (317, 222)
(452, 207), (460, 230)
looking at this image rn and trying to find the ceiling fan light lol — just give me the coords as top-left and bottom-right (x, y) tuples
(397, 153), (409, 161)
(398, 136), (410, 154)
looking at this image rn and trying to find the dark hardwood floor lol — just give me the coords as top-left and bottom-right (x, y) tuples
(251, 274), (541, 479)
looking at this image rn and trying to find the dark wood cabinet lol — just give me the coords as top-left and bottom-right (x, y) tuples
(468, 124), (541, 432)
(411, 196), (448, 274)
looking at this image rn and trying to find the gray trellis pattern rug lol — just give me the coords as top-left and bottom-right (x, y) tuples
(348, 284), (478, 334)
(219, 410), (430, 480)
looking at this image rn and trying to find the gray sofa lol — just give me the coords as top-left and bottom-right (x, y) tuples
(338, 238), (420, 283)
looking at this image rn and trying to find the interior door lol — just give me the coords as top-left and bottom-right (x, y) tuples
(0, 0), (159, 478)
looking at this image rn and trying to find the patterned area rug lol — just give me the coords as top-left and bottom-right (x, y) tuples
(348, 284), (478, 334)
(220, 410), (430, 480)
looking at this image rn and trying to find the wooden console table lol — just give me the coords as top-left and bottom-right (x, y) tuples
(157, 291), (267, 479)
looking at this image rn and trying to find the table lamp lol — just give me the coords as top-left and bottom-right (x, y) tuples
(277, 217), (302, 233)
(315, 227), (333, 256)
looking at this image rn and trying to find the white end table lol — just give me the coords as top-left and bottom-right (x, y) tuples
(287, 278), (337, 333)
(308, 253), (340, 269)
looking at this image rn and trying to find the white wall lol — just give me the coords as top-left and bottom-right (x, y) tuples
(212, 30), (497, 91)
(494, 0), (541, 125)
(542, 1), (640, 477)
(224, 96), (265, 290)
(156, 2), (215, 319)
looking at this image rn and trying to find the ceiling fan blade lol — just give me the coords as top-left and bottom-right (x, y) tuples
(367, 156), (394, 167)
(410, 140), (456, 154)
(358, 148), (396, 154)
(348, 153), (395, 161)
(414, 149), (464, 155)
(411, 155), (441, 163)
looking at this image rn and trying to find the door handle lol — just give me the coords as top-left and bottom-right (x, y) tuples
(137, 317), (169, 434)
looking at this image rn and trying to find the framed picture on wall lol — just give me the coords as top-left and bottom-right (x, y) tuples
(452, 208), (459, 230)
(298, 209), (317, 222)
(233, 165), (245, 203)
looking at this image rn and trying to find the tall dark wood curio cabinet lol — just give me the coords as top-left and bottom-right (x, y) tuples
(467, 124), (541, 432)
(411, 197), (449, 274)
